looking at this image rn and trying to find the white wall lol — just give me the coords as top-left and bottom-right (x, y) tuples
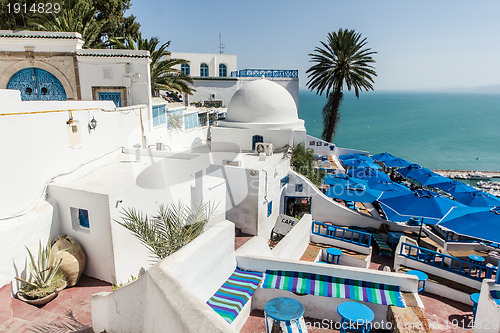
(48, 186), (116, 283)
(272, 214), (313, 260)
(0, 89), (143, 219)
(282, 170), (384, 229)
(170, 52), (237, 78)
(473, 280), (500, 333)
(0, 30), (83, 52)
(77, 52), (151, 107)
(211, 126), (306, 152)
(92, 220), (238, 333)
(0, 201), (53, 288)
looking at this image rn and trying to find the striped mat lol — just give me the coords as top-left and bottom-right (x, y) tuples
(207, 268), (264, 324)
(262, 270), (405, 307)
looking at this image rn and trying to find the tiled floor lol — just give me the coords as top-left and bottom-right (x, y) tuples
(0, 275), (112, 333)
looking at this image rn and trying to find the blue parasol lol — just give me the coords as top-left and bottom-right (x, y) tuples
(383, 158), (412, 169)
(438, 206), (500, 244)
(371, 152), (398, 162)
(338, 154), (373, 161)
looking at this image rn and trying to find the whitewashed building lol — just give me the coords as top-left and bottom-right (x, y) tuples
(0, 30), (151, 108)
(170, 52), (299, 108)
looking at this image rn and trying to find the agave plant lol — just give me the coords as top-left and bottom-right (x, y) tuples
(117, 201), (217, 260)
(15, 240), (65, 297)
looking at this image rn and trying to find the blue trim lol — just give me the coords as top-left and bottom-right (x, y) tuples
(200, 63), (209, 77)
(311, 221), (372, 248)
(78, 209), (90, 228)
(280, 175), (289, 187)
(267, 201), (273, 217)
(219, 64), (227, 77)
(181, 63), (190, 75)
(152, 104), (166, 127)
(399, 242), (497, 281)
(230, 69), (298, 78)
(98, 92), (122, 107)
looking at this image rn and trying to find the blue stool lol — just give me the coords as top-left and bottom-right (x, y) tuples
(337, 302), (374, 333)
(264, 297), (306, 333)
(470, 293), (480, 319)
(406, 270), (428, 294)
(326, 247), (342, 264)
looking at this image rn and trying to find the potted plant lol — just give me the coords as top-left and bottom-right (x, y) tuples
(15, 240), (67, 306)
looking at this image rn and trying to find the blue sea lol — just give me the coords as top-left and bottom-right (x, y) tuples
(298, 90), (500, 172)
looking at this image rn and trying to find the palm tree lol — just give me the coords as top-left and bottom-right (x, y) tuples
(29, 0), (103, 48)
(306, 29), (377, 142)
(110, 34), (194, 96)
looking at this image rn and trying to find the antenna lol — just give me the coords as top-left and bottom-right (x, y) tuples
(218, 33), (225, 54)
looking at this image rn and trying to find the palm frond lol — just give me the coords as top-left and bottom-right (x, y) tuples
(306, 28), (377, 141)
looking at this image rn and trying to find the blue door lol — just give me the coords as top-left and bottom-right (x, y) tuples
(98, 92), (122, 107)
(7, 67), (67, 101)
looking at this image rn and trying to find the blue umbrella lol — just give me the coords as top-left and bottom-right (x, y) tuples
(432, 180), (474, 193)
(411, 171), (450, 187)
(397, 164), (433, 180)
(453, 191), (500, 207)
(347, 167), (391, 183)
(377, 189), (465, 224)
(368, 180), (411, 193)
(438, 206), (500, 244)
(342, 159), (381, 169)
(323, 173), (367, 187)
(339, 154), (373, 161)
(326, 185), (382, 203)
(372, 152), (398, 162)
(396, 164), (423, 178)
(383, 158), (412, 168)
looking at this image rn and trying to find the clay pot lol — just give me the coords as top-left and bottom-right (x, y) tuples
(17, 291), (57, 306)
(50, 235), (86, 287)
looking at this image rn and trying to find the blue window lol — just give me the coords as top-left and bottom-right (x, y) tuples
(219, 64), (227, 77)
(181, 63), (190, 75)
(267, 201), (273, 217)
(200, 63), (209, 77)
(295, 184), (303, 192)
(78, 209), (90, 228)
(184, 113), (198, 130)
(98, 92), (122, 107)
(152, 104), (166, 127)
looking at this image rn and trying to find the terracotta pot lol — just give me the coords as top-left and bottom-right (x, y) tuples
(17, 291), (57, 306)
(50, 235), (86, 287)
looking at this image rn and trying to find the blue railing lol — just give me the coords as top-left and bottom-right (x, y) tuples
(312, 221), (372, 248)
(400, 242), (497, 281)
(231, 69), (299, 78)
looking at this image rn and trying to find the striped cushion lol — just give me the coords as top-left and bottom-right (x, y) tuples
(207, 268), (264, 324)
(262, 270), (405, 307)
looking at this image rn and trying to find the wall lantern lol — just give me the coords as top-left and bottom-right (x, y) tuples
(89, 116), (97, 130)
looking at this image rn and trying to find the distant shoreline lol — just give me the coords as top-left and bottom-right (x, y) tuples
(433, 170), (500, 178)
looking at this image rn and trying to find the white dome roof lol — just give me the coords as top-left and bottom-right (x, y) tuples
(225, 79), (298, 124)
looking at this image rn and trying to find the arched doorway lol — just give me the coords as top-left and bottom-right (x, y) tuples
(7, 67), (67, 101)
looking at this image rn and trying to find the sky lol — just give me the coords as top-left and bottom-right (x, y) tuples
(130, 0), (500, 91)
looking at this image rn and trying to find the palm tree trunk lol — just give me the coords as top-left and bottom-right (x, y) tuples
(321, 90), (343, 142)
